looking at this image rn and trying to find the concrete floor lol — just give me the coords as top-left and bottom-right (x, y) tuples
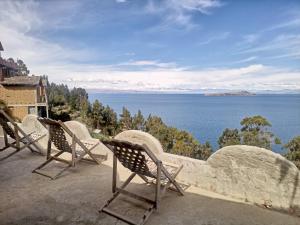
(0, 146), (299, 225)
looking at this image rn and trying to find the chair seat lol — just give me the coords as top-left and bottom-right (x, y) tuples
(50, 140), (100, 162)
(76, 140), (99, 153)
(21, 132), (44, 144)
(146, 158), (180, 180)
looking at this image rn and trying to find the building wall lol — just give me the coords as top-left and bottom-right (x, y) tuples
(0, 85), (38, 120)
(9, 106), (28, 121)
(0, 86), (36, 104)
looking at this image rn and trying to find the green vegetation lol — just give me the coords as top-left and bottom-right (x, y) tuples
(218, 115), (281, 150)
(46, 82), (298, 166)
(6, 59), (298, 167)
(47, 83), (212, 160)
(240, 115), (281, 149)
(218, 128), (241, 148)
(284, 136), (300, 169)
(7, 58), (30, 76)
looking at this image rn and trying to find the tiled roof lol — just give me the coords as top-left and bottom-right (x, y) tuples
(0, 75), (42, 86)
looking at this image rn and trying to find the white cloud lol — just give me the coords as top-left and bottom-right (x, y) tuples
(230, 56), (257, 64)
(119, 60), (181, 69)
(47, 64), (300, 93)
(237, 34), (300, 60)
(267, 18), (300, 31)
(116, 0), (127, 3)
(146, 0), (222, 29)
(0, 0), (97, 72)
(0, 0), (299, 93)
(169, 0), (223, 14)
(197, 32), (230, 45)
(242, 34), (260, 44)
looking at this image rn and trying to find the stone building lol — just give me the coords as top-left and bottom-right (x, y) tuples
(0, 41), (48, 120)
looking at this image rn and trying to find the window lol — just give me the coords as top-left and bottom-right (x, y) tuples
(28, 106), (36, 115)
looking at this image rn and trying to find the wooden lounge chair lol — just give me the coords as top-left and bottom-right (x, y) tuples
(99, 139), (184, 225)
(32, 117), (107, 179)
(0, 109), (45, 161)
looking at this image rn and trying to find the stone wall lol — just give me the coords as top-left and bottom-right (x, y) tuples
(0, 86), (36, 105)
(1, 117), (299, 211)
(115, 130), (300, 210)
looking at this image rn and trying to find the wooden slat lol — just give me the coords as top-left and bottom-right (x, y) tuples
(116, 188), (155, 205)
(102, 208), (137, 225)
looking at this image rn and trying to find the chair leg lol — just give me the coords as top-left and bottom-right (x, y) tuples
(99, 172), (136, 212)
(0, 133), (10, 152)
(32, 150), (71, 180)
(138, 174), (149, 183)
(162, 165), (184, 196)
(155, 161), (162, 210)
(99, 172), (157, 225)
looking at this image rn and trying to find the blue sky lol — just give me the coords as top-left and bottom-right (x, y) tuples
(0, 0), (299, 93)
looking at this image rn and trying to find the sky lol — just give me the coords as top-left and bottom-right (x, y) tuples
(0, 0), (300, 93)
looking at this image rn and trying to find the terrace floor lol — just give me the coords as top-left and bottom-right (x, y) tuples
(0, 142), (299, 225)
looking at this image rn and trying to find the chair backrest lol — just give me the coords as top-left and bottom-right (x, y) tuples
(0, 110), (16, 139)
(103, 139), (156, 178)
(38, 117), (72, 153)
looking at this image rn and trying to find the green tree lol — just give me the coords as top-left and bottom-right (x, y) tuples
(145, 115), (212, 160)
(16, 59), (30, 76)
(100, 106), (119, 136)
(7, 58), (15, 64)
(132, 110), (145, 130)
(91, 100), (104, 129)
(193, 141), (213, 160)
(69, 87), (89, 111)
(145, 115), (173, 151)
(80, 98), (90, 119)
(119, 107), (133, 130)
(240, 115), (271, 132)
(47, 83), (70, 107)
(284, 136), (300, 169)
(218, 128), (241, 148)
(240, 115), (281, 150)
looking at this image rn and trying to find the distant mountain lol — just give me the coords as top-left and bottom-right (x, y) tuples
(204, 91), (256, 96)
(86, 88), (300, 95)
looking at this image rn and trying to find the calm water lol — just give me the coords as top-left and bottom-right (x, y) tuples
(89, 93), (300, 153)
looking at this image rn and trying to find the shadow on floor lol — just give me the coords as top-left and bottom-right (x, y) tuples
(0, 148), (299, 225)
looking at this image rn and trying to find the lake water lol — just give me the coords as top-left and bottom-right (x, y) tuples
(89, 93), (300, 153)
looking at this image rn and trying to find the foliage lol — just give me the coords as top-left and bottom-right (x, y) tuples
(218, 128), (241, 148)
(240, 115), (281, 150)
(284, 136), (300, 169)
(145, 115), (174, 151)
(48, 83), (70, 107)
(48, 105), (71, 121)
(16, 59), (30, 75)
(218, 115), (281, 150)
(46, 82), (212, 160)
(132, 110), (145, 130)
(193, 141), (213, 161)
(69, 87), (89, 111)
(91, 100), (104, 129)
(144, 115), (212, 160)
(240, 115), (271, 132)
(6, 58), (29, 76)
(119, 107), (133, 130)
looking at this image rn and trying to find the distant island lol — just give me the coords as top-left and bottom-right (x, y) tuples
(204, 91), (256, 96)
